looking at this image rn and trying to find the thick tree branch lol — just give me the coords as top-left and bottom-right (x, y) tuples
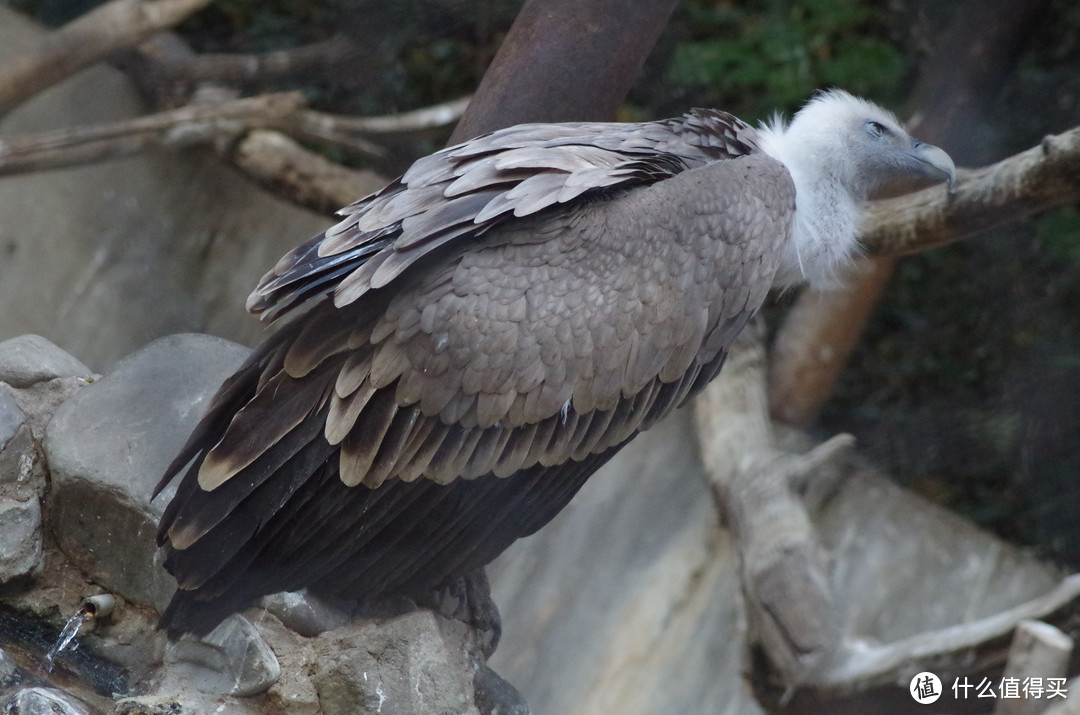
(996, 620), (1072, 715)
(0, 0), (210, 117)
(0, 92), (473, 179)
(694, 322), (846, 685)
(228, 130), (386, 215)
(138, 34), (361, 85)
(816, 575), (1080, 690)
(296, 96), (470, 144)
(0, 93), (311, 175)
(861, 126), (1080, 256)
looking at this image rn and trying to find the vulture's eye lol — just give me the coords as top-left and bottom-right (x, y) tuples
(865, 120), (888, 138)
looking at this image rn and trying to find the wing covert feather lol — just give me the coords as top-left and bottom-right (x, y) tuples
(247, 109), (762, 322)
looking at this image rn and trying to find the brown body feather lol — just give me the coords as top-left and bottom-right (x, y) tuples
(154, 111), (795, 637)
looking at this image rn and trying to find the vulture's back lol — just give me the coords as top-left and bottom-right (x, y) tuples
(154, 112), (795, 637)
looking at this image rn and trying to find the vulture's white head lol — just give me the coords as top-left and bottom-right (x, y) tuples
(756, 89), (955, 287)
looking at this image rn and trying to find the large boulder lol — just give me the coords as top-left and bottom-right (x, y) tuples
(44, 333), (249, 611)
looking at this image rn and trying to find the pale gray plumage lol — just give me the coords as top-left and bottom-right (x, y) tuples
(153, 90), (954, 638)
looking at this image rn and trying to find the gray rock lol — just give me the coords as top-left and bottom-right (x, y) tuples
(0, 336), (92, 389)
(473, 664), (530, 715)
(0, 647), (23, 689)
(0, 498), (41, 583)
(487, 411), (757, 715)
(261, 591), (352, 638)
(44, 333), (250, 611)
(0, 387), (24, 450)
(0, 423), (37, 489)
(4, 375), (91, 448)
(311, 611), (481, 715)
(0, 387), (35, 490)
(165, 615), (280, 697)
(5, 687), (92, 715)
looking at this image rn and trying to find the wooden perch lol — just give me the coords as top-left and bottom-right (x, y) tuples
(767, 256), (897, 428)
(996, 620), (1073, 715)
(816, 575), (1080, 690)
(137, 34), (360, 85)
(694, 320), (1080, 699)
(0, 92), (312, 175)
(229, 130), (386, 215)
(861, 125), (1080, 256)
(295, 96), (470, 146)
(0, 0), (210, 117)
(0, 91), (469, 212)
(694, 320), (848, 686)
(0, 93), (472, 178)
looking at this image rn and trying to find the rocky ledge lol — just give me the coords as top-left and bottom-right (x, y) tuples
(0, 333), (525, 715)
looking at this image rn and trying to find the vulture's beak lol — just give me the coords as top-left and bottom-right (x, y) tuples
(872, 140), (956, 200)
(911, 141), (956, 192)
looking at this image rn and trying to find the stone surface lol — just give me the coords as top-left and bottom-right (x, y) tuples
(0, 387), (35, 491)
(0, 497), (41, 583)
(0, 7), (332, 371)
(0, 648), (22, 690)
(261, 591), (353, 638)
(165, 615), (280, 697)
(487, 407), (1067, 715)
(0, 335), (93, 389)
(0, 387), (24, 450)
(488, 410), (757, 715)
(44, 333), (250, 611)
(0, 423), (36, 489)
(473, 664), (530, 715)
(309, 610), (482, 715)
(5, 687), (93, 715)
(125, 608), (490, 714)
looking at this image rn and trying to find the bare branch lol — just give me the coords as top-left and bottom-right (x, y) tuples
(143, 34), (361, 85)
(694, 322), (844, 686)
(996, 620), (1072, 715)
(767, 256), (897, 428)
(0, 91), (474, 181)
(861, 125), (1080, 256)
(301, 96), (472, 136)
(449, 0), (680, 141)
(816, 575), (1080, 690)
(228, 130), (387, 215)
(0, 93), (310, 176)
(0, 0), (211, 117)
(290, 96), (470, 148)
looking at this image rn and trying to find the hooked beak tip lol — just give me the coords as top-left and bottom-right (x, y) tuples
(914, 142), (956, 190)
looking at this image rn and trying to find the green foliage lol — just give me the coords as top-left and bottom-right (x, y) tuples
(1035, 206), (1080, 265)
(665, 0), (908, 117)
(2, 0), (102, 25)
(178, 0), (337, 51)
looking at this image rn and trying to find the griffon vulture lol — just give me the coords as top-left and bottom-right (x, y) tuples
(154, 90), (955, 637)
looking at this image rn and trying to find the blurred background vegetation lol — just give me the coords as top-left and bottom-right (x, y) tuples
(5, 0), (1080, 566)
